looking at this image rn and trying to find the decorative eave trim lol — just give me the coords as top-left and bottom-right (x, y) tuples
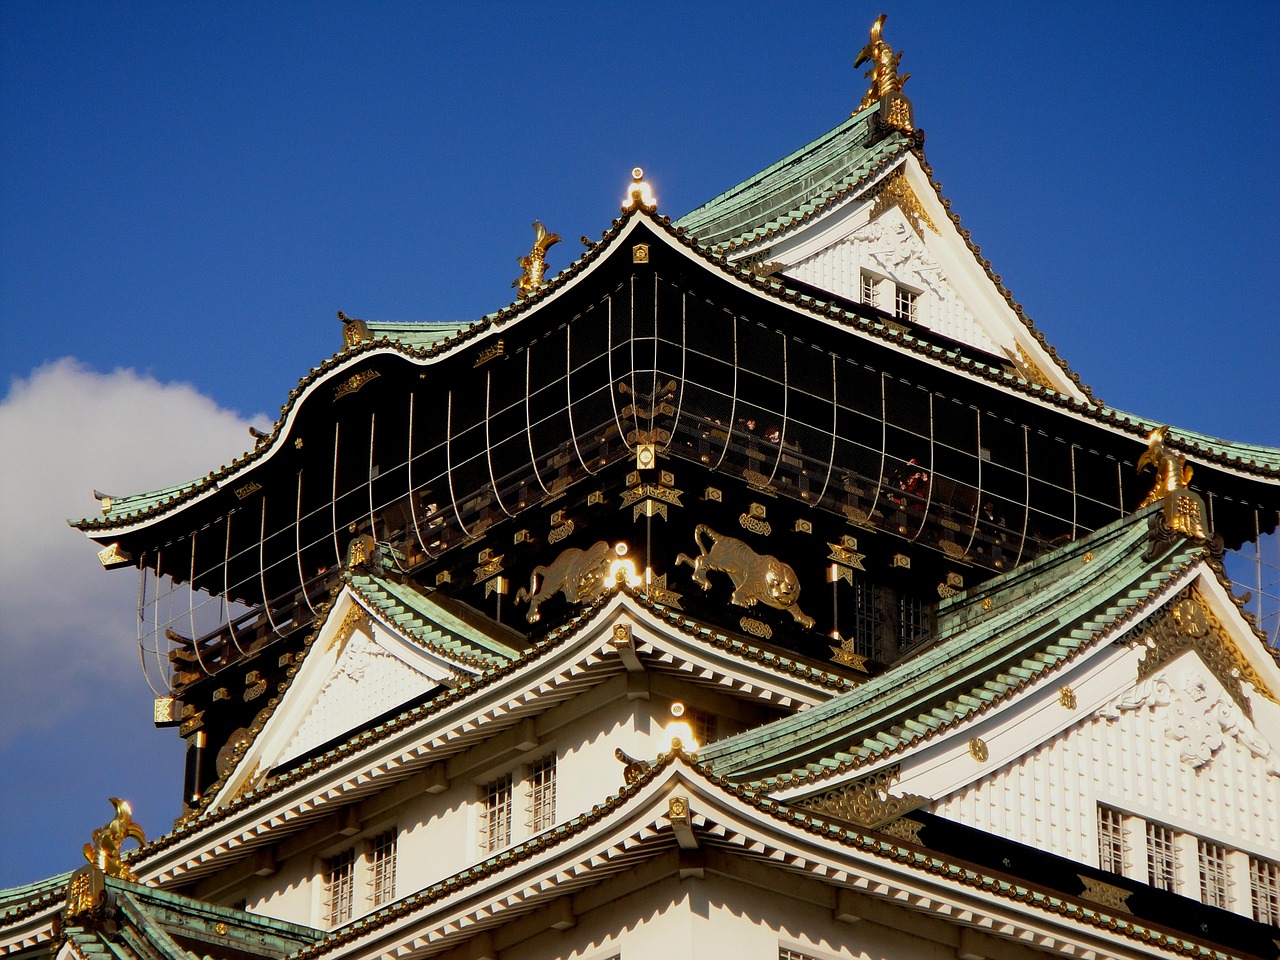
(347, 578), (496, 673)
(128, 593), (845, 879)
(289, 751), (1235, 960)
(75, 199), (1280, 539)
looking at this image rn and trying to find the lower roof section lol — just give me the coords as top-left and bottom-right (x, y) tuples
(697, 507), (1241, 783)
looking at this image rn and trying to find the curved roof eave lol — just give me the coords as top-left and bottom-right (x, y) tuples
(74, 202), (1280, 543)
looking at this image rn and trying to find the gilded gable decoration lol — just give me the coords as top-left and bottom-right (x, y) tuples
(1008, 343), (1055, 390)
(795, 763), (926, 829)
(1131, 589), (1275, 711)
(854, 14), (914, 132)
(868, 170), (936, 237)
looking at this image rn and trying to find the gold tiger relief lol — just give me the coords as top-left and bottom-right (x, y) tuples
(676, 525), (814, 628)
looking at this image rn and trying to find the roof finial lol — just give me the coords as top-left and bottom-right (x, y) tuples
(83, 797), (147, 881)
(622, 167), (656, 213)
(1137, 426), (1209, 540)
(513, 220), (562, 299)
(854, 14), (914, 132)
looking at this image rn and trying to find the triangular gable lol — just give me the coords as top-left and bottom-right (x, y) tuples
(134, 594), (852, 885)
(737, 155), (1082, 398)
(917, 576), (1280, 873)
(758, 557), (1280, 869)
(211, 590), (467, 808)
(700, 507), (1199, 782)
(275, 621), (445, 768)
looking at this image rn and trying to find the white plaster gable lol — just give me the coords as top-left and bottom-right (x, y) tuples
(732, 155), (1085, 399)
(918, 577), (1280, 866)
(774, 564), (1280, 837)
(274, 621), (449, 769)
(1100, 648), (1280, 776)
(209, 590), (465, 809)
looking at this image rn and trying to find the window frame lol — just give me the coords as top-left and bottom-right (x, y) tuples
(894, 284), (918, 322)
(480, 773), (514, 853)
(525, 755), (557, 835)
(322, 847), (356, 927)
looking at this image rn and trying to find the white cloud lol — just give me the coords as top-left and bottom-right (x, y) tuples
(0, 359), (268, 747)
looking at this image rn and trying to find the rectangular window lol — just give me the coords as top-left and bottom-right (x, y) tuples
(368, 830), (397, 908)
(860, 273), (877, 307)
(895, 286), (917, 322)
(526, 756), (557, 834)
(1251, 856), (1280, 926)
(853, 580), (881, 661)
(323, 848), (355, 927)
(897, 593), (931, 650)
(780, 949), (821, 960)
(1146, 821), (1179, 892)
(1198, 839), (1230, 909)
(482, 774), (513, 853)
(1097, 806), (1127, 875)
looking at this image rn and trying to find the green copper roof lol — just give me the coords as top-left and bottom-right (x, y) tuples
(349, 571), (525, 666)
(0, 871), (69, 923)
(675, 103), (911, 249)
(698, 506), (1205, 782)
(1, 871), (319, 960)
(361, 320), (468, 349)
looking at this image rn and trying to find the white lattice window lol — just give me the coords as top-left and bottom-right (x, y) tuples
(1251, 856), (1280, 926)
(895, 285), (917, 322)
(1145, 821), (1179, 892)
(481, 774), (513, 852)
(861, 273), (877, 307)
(368, 830), (397, 908)
(323, 848), (355, 927)
(780, 949), (822, 960)
(526, 756), (557, 834)
(1197, 840), (1230, 909)
(1096, 806), (1127, 875)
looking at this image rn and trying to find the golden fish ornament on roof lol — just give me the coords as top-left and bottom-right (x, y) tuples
(513, 220), (561, 299)
(83, 797), (147, 881)
(854, 14), (914, 132)
(1137, 426), (1208, 540)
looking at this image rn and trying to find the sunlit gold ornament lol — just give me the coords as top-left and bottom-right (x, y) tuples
(854, 14), (914, 132)
(513, 220), (562, 299)
(675, 525), (814, 628)
(1136, 426), (1208, 539)
(83, 797), (146, 881)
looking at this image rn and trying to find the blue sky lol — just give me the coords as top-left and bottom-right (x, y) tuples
(1, 3), (1276, 887)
